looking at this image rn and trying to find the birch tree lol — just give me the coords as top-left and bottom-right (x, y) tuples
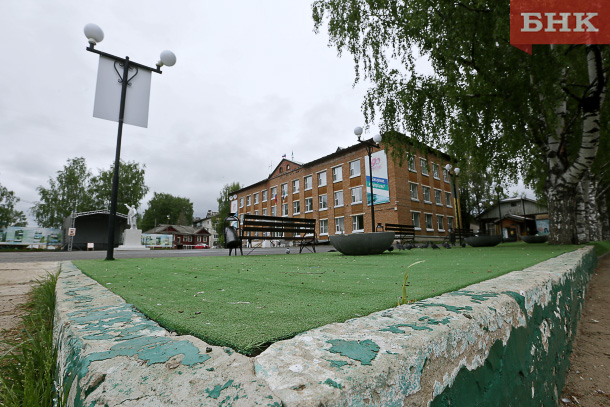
(312, 0), (608, 244)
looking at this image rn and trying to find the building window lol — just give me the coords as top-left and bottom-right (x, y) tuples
(432, 163), (440, 179)
(304, 175), (313, 190)
(271, 206), (277, 217)
(305, 197), (313, 212)
(420, 158), (429, 176)
(281, 183), (288, 197)
(293, 200), (300, 215)
(271, 187), (277, 202)
(246, 195), (251, 206)
(349, 160), (361, 177)
(435, 189), (442, 205)
(425, 213), (434, 230)
(448, 216), (454, 230)
(332, 166), (342, 182)
(318, 171), (327, 187)
(408, 155), (416, 172)
(334, 190), (344, 207)
(411, 212), (421, 229)
(319, 194), (328, 210)
(352, 214), (364, 232)
(262, 208), (267, 216)
(335, 217), (345, 234)
(254, 210), (259, 215)
(239, 198), (244, 208)
(445, 192), (452, 207)
(443, 168), (449, 182)
(254, 193), (259, 204)
(262, 190), (268, 202)
(351, 186), (363, 204)
(292, 179), (299, 193)
(437, 215), (445, 231)
(410, 183), (419, 201)
(319, 219), (328, 235)
(282, 203), (289, 216)
(423, 186), (431, 203)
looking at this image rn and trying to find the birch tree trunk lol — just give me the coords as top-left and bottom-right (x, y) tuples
(599, 193), (610, 241)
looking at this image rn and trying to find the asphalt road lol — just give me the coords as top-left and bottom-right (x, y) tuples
(0, 246), (335, 263)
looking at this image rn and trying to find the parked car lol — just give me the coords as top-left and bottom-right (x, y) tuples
(195, 243), (209, 249)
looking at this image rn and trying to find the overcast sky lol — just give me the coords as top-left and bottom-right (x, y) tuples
(1, 0), (385, 224)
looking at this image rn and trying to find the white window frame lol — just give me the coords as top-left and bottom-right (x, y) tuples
(271, 205), (277, 217)
(270, 186), (278, 202)
(239, 197), (244, 208)
(435, 189), (443, 206)
(292, 179), (299, 194)
(425, 213), (434, 231)
(410, 183), (419, 201)
(448, 216), (454, 230)
(445, 191), (452, 207)
(282, 203), (289, 217)
(411, 211), (421, 230)
(349, 160), (361, 178)
(318, 170), (327, 187)
(443, 168), (450, 183)
(352, 214), (364, 233)
(332, 166), (343, 183)
(319, 194), (328, 211)
(351, 186), (363, 204)
(305, 197), (313, 213)
(246, 195), (251, 206)
(293, 200), (300, 215)
(432, 163), (440, 180)
(408, 155), (416, 172)
(262, 190), (268, 202)
(423, 186), (431, 203)
(319, 219), (329, 235)
(334, 190), (344, 207)
(262, 208), (267, 216)
(335, 216), (345, 234)
(420, 158), (429, 176)
(254, 193), (259, 204)
(304, 175), (313, 191)
(437, 215), (445, 232)
(281, 183), (288, 197)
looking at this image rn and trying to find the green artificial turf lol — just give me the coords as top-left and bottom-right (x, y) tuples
(74, 243), (583, 355)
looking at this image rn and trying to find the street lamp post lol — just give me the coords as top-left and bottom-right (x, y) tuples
(444, 164), (461, 242)
(84, 24), (176, 260)
(354, 127), (382, 233)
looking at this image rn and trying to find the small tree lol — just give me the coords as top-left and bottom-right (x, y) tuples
(0, 183), (27, 228)
(213, 182), (240, 247)
(141, 193), (194, 231)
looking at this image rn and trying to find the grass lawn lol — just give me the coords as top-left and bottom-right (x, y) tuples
(74, 243), (585, 355)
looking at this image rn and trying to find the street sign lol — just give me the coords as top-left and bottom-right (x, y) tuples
(68, 228), (76, 237)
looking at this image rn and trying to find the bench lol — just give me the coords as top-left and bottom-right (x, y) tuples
(385, 223), (415, 245)
(444, 228), (474, 246)
(226, 214), (317, 255)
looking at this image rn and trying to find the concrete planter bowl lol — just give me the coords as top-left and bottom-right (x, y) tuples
(521, 235), (549, 244)
(329, 232), (395, 255)
(464, 235), (502, 247)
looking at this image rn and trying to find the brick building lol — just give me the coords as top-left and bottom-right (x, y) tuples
(233, 138), (458, 242)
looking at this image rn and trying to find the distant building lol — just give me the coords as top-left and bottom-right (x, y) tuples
(193, 210), (219, 247)
(144, 224), (210, 249)
(477, 197), (548, 240)
(233, 137), (458, 242)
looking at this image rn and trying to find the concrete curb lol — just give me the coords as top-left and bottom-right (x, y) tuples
(55, 247), (595, 406)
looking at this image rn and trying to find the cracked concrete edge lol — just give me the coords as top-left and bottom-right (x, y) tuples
(54, 247), (594, 407)
(54, 261), (282, 407)
(253, 247), (595, 406)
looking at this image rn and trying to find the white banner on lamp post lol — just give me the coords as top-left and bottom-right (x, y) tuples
(93, 55), (152, 128)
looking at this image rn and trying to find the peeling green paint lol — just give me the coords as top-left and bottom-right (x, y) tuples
(416, 302), (473, 313)
(418, 315), (451, 325)
(323, 378), (343, 389)
(327, 359), (349, 369)
(205, 379), (234, 399)
(449, 290), (500, 304)
(327, 339), (379, 365)
(380, 323), (432, 333)
(430, 250), (596, 406)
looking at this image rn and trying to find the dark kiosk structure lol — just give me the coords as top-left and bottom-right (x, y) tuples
(63, 210), (128, 251)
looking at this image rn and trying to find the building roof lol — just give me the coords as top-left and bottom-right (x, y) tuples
(144, 224), (209, 235)
(235, 133), (452, 194)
